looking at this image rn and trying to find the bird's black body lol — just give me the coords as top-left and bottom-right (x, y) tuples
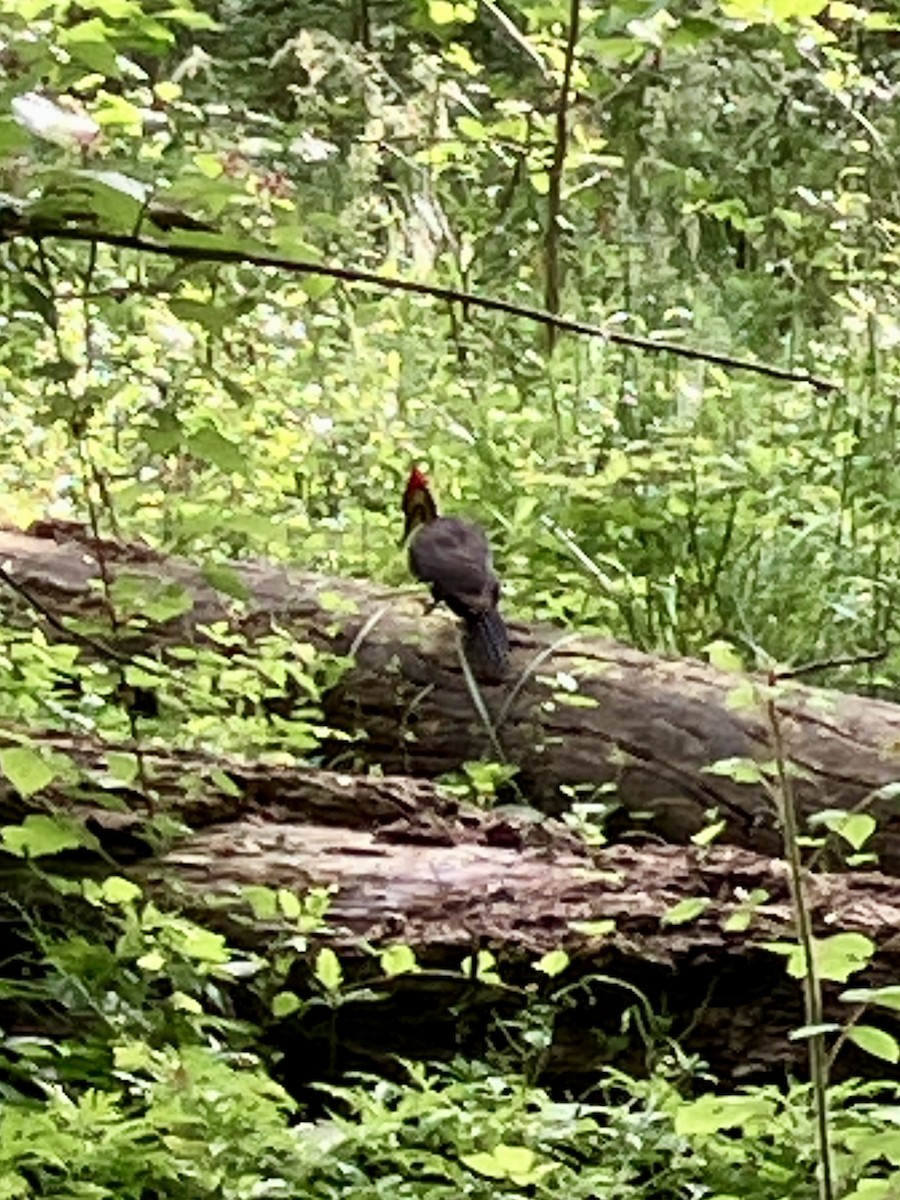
(402, 469), (509, 679)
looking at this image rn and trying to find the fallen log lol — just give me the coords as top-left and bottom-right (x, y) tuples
(3, 528), (900, 868)
(147, 822), (900, 1086)
(1, 729), (898, 1085)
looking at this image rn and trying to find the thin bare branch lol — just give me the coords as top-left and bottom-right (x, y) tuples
(11, 224), (838, 390)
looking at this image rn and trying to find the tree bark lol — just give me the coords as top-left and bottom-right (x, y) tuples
(151, 822), (900, 1085)
(3, 527), (900, 870)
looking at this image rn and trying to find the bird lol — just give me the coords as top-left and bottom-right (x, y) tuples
(400, 465), (509, 680)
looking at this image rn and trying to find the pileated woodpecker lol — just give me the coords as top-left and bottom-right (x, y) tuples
(401, 466), (509, 680)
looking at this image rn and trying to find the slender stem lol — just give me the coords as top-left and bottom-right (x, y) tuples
(544, 0), (580, 354)
(765, 682), (834, 1200)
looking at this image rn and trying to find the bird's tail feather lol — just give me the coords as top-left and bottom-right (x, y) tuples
(464, 608), (509, 681)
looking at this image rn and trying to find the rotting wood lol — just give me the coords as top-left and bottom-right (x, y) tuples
(141, 828), (900, 1085)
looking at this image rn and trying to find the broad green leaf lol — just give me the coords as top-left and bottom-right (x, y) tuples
(533, 949), (569, 977)
(277, 889), (301, 920)
(171, 991), (203, 1014)
(189, 426), (247, 474)
(461, 949), (501, 983)
(137, 951), (165, 971)
(705, 639), (744, 672)
(380, 944), (419, 976)
(272, 990), (302, 1017)
(837, 813), (876, 850)
(178, 925), (228, 963)
(59, 19), (121, 75)
(661, 897), (710, 926)
(1, 815), (83, 858)
(106, 752), (139, 784)
(841, 985), (900, 1011)
(847, 1025), (900, 1063)
(703, 757), (764, 784)
(462, 1144), (557, 1185)
(159, 6), (220, 29)
(0, 118), (29, 153)
(90, 0), (142, 16)
(101, 876), (141, 904)
(108, 575), (194, 623)
(202, 562), (250, 601)
(429, 0), (475, 23)
(692, 820), (726, 846)
(0, 746), (56, 797)
(317, 590), (359, 615)
(243, 886), (279, 920)
(569, 919), (616, 937)
(315, 947), (343, 992)
(764, 934), (874, 981)
(169, 299), (231, 336)
(675, 1093), (776, 1135)
(92, 94), (144, 128)
(817, 932), (875, 981)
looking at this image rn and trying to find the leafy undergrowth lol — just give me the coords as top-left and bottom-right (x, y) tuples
(3, 1048), (900, 1199)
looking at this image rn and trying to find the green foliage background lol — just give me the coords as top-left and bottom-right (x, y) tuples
(3, 0), (900, 1195)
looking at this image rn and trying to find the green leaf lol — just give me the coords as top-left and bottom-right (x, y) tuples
(106, 752), (139, 784)
(674, 1093), (776, 1135)
(380, 944), (419, 976)
(92, 94), (144, 128)
(243, 886), (279, 920)
(59, 18), (121, 76)
(171, 991), (202, 1014)
(703, 757), (764, 784)
(101, 876), (141, 903)
(817, 932), (875, 982)
(691, 820), (726, 847)
(272, 990), (301, 1017)
(788, 1022), (841, 1039)
(18, 282), (57, 331)
(108, 573), (193, 622)
(837, 813), (877, 851)
(189, 426), (247, 474)
(177, 925), (228, 963)
(462, 1144), (556, 1185)
(202, 561), (251, 601)
(137, 950), (165, 971)
(317, 590), (359, 615)
(277, 889), (301, 920)
(661, 897), (710, 926)
(0, 118), (30, 154)
(533, 949), (569, 977)
(429, 0), (475, 23)
(1, 814), (83, 858)
(158, 5), (220, 29)
(847, 1025), (900, 1063)
(89, 0), (142, 16)
(569, 919), (616, 938)
(705, 639), (744, 672)
(764, 934), (875, 981)
(315, 947), (343, 992)
(0, 746), (56, 797)
(461, 949), (501, 983)
(169, 298), (230, 335)
(841, 985), (900, 1011)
